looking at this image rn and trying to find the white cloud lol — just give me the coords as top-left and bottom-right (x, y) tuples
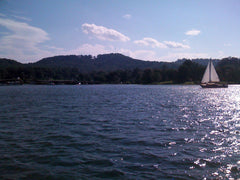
(123, 14), (132, 19)
(0, 17), (50, 62)
(82, 23), (130, 42)
(185, 29), (201, 36)
(164, 41), (190, 49)
(0, 18), (49, 43)
(134, 37), (167, 48)
(134, 38), (189, 49)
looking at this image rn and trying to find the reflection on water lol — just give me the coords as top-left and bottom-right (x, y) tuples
(0, 85), (239, 179)
(188, 85), (240, 179)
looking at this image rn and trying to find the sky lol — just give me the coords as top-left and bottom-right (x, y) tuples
(0, 0), (240, 63)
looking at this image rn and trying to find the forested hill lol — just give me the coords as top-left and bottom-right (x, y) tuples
(1, 54), (240, 84)
(0, 58), (23, 67)
(1, 53), (220, 72)
(32, 53), (179, 73)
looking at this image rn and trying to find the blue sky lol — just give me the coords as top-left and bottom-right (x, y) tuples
(0, 0), (240, 63)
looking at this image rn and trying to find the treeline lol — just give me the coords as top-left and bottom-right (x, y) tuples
(0, 60), (204, 84)
(77, 60), (204, 84)
(0, 66), (79, 81)
(1, 57), (240, 84)
(217, 57), (240, 83)
(79, 57), (240, 84)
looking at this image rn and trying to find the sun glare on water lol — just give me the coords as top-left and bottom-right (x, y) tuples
(198, 85), (240, 178)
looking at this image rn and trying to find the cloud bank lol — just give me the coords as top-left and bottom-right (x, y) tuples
(82, 23), (130, 42)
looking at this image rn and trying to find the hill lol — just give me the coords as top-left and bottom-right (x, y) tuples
(1, 54), (240, 84)
(32, 53), (179, 73)
(31, 53), (223, 73)
(1, 53), (222, 73)
(0, 58), (23, 67)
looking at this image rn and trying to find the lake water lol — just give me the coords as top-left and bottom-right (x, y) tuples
(0, 85), (239, 179)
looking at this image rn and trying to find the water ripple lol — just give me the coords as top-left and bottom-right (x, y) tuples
(0, 85), (240, 179)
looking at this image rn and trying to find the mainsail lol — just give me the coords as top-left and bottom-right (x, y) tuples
(201, 60), (220, 83)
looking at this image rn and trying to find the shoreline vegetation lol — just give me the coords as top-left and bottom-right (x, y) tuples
(0, 79), (184, 85)
(1, 53), (240, 85)
(0, 79), (231, 86)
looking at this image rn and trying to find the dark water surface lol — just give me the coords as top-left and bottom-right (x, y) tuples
(0, 85), (239, 179)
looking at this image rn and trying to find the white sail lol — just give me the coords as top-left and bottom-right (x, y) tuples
(210, 61), (220, 82)
(201, 62), (210, 83)
(201, 60), (220, 83)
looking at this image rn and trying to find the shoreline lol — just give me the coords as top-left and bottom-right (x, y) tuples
(0, 81), (234, 86)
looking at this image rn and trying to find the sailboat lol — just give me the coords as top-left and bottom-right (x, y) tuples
(200, 59), (228, 88)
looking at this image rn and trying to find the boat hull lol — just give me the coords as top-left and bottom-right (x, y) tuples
(200, 83), (228, 88)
